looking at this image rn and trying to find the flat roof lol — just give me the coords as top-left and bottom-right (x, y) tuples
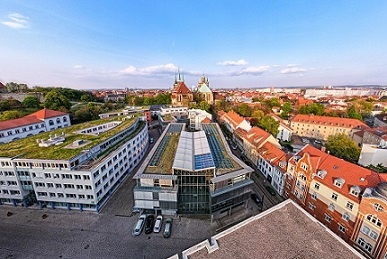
(181, 200), (365, 259)
(0, 115), (139, 160)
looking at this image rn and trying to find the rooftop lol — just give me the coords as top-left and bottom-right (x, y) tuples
(291, 114), (368, 129)
(182, 200), (364, 259)
(0, 115), (139, 160)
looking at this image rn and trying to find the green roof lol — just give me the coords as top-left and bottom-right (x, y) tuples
(0, 115), (140, 160)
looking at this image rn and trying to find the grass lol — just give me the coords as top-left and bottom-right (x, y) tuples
(145, 133), (180, 174)
(0, 115), (139, 160)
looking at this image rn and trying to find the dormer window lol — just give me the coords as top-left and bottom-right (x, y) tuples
(334, 178), (345, 188)
(350, 186), (362, 197)
(317, 170), (327, 179)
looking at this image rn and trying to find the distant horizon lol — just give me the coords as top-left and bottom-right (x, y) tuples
(1, 1), (387, 89)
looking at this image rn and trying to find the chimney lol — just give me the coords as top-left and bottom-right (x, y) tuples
(321, 146), (326, 152)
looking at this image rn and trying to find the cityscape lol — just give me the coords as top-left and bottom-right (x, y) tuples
(2, 1), (387, 259)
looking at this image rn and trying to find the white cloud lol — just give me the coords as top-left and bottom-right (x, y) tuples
(217, 59), (248, 66)
(286, 64), (299, 67)
(1, 13), (29, 29)
(120, 63), (178, 76)
(228, 65), (270, 76)
(280, 67), (306, 74)
(73, 65), (85, 69)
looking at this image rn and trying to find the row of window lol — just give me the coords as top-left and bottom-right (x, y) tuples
(35, 182), (92, 190)
(1, 190), (20, 195)
(37, 192), (93, 200)
(361, 225), (379, 240)
(1, 162), (70, 169)
(32, 173), (90, 180)
(1, 123), (45, 137)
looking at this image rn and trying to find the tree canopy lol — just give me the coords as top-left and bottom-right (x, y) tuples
(44, 90), (72, 111)
(326, 133), (361, 163)
(235, 103), (252, 117)
(257, 115), (279, 137)
(280, 102), (292, 119)
(22, 96), (41, 109)
(299, 103), (325, 116)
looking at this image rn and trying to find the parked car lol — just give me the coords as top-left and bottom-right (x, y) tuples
(145, 214), (155, 234)
(131, 207), (141, 214)
(251, 193), (262, 206)
(153, 215), (163, 233)
(301, 138), (310, 144)
(163, 218), (173, 238)
(149, 137), (154, 144)
(132, 214), (146, 236)
(314, 139), (322, 144)
(265, 186), (276, 196)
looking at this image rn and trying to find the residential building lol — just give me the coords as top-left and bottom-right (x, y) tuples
(188, 109), (212, 131)
(290, 114), (368, 141)
(0, 114), (149, 212)
(374, 114), (387, 128)
(0, 108), (71, 144)
(178, 200), (365, 259)
(270, 113), (293, 142)
(133, 123), (254, 220)
(219, 110), (251, 134)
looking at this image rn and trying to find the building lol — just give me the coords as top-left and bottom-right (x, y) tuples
(358, 144), (387, 167)
(0, 108), (71, 144)
(195, 74), (214, 105)
(219, 110), (251, 134)
(290, 114), (368, 141)
(177, 200), (365, 259)
(171, 74), (193, 107)
(133, 123), (254, 220)
(374, 114), (387, 128)
(188, 109), (212, 131)
(270, 113), (293, 142)
(0, 114), (149, 212)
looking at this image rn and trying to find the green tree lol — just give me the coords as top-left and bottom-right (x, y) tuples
(44, 90), (71, 111)
(0, 101), (10, 111)
(0, 110), (24, 121)
(199, 101), (211, 112)
(280, 102), (292, 119)
(346, 105), (363, 120)
(251, 110), (264, 121)
(299, 103), (325, 115)
(258, 115), (279, 137)
(22, 96), (40, 108)
(236, 103), (252, 117)
(326, 133), (361, 163)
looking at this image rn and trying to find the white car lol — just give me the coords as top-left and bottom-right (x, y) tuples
(132, 214), (146, 236)
(153, 215), (163, 233)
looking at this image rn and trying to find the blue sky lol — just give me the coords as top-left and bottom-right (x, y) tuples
(1, 1), (387, 89)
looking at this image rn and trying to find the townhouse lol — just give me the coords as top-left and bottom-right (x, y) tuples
(284, 144), (387, 258)
(219, 110), (251, 134)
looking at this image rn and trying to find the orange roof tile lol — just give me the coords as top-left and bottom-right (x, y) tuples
(172, 82), (191, 94)
(223, 110), (245, 128)
(26, 108), (67, 120)
(291, 114), (368, 129)
(258, 142), (286, 165)
(201, 117), (211, 123)
(298, 145), (380, 202)
(0, 116), (42, 131)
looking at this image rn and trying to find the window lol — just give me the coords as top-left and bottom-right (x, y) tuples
(83, 175), (90, 180)
(87, 195), (94, 199)
(44, 173), (51, 178)
(85, 185), (92, 190)
(374, 203), (384, 212)
(49, 193), (56, 197)
(331, 193), (338, 201)
(328, 203), (335, 211)
(338, 225), (346, 233)
(63, 184), (75, 189)
(346, 201), (354, 211)
(325, 214), (332, 223)
(342, 213), (350, 222)
(357, 238), (373, 253)
(37, 192), (47, 196)
(66, 194), (76, 198)
(74, 175), (81, 180)
(76, 185), (83, 190)
(62, 174), (72, 179)
(366, 215), (382, 228)
(370, 231), (378, 240)
(78, 194), (85, 199)
(361, 225), (370, 235)
(314, 182), (320, 190)
(58, 193), (64, 198)
(308, 203), (315, 211)
(312, 192), (317, 200)
(35, 182), (45, 187)
(55, 183), (62, 188)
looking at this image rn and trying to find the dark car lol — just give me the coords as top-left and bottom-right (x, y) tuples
(251, 193), (262, 206)
(163, 218), (172, 238)
(265, 186), (276, 196)
(145, 215), (155, 234)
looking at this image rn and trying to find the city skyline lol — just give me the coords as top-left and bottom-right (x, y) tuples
(1, 1), (387, 89)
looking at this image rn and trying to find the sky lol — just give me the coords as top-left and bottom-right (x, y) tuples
(1, 1), (387, 90)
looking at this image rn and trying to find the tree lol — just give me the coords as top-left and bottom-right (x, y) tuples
(299, 103), (325, 115)
(199, 101), (211, 112)
(22, 96), (40, 109)
(346, 105), (362, 120)
(280, 102), (292, 119)
(0, 110), (24, 121)
(251, 110), (264, 121)
(236, 103), (252, 117)
(44, 90), (71, 111)
(326, 133), (361, 163)
(257, 115), (279, 137)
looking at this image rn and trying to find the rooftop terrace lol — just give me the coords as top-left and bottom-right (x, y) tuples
(0, 115), (139, 160)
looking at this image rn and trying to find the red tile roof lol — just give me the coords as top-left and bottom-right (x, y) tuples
(0, 82), (5, 89)
(0, 116), (42, 131)
(298, 145), (380, 202)
(258, 142), (286, 165)
(172, 82), (191, 94)
(291, 114), (368, 129)
(201, 117), (211, 123)
(222, 110), (245, 129)
(26, 108), (67, 120)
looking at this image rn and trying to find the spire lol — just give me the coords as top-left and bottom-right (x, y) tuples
(178, 67), (181, 81)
